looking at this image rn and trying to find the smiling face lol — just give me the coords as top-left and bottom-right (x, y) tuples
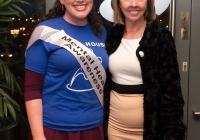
(59, 0), (93, 25)
(119, 0), (147, 23)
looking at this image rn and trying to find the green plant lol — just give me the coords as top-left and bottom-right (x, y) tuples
(0, 0), (30, 129)
(0, 60), (22, 128)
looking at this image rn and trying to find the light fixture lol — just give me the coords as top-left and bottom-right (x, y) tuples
(10, 29), (19, 38)
(8, 54), (13, 58)
(20, 27), (25, 31)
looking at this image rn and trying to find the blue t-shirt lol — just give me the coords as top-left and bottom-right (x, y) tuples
(25, 17), (108, 131)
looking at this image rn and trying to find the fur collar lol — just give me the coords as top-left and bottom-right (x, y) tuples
(105, 19), (161, 55)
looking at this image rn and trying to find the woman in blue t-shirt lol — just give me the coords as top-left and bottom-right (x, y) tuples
(24, 0), (108, 140)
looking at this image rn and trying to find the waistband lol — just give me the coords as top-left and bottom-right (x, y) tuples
(111, 81), (144, 94)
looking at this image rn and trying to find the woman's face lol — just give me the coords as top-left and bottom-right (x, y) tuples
(119, 0), (147, 23)
(59, 0), (93, 25)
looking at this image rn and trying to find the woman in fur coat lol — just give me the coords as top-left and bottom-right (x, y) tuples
(104, 0), (186, 139)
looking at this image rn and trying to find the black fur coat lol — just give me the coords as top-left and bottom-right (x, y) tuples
(104, 20), (186, 140)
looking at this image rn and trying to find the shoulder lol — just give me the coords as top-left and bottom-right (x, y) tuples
(36, 17), (67, 32)
(106, 23), (125, 42)
(105, 24), (125, 55)
(27, 18), (63, 49)
(109, 23), (125, 36)
(148, 20), (176, 57)
(101, 25), (107, 34)
(151, 20), (173, 39)
(32, 17), (65, 38)
(38, 17), (62, 27)
(141, 20), (174, 46)
(99, 25), (107, 41)
(145, 19), (171, 35)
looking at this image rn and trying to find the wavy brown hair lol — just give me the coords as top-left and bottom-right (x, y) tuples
(113, 0), (156, 25)
(40, 0), (103, 37)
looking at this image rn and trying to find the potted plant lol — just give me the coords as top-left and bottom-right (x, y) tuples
(0, 0), (30, 138)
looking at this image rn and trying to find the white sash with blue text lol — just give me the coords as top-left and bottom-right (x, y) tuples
(26, 26), (106, 106)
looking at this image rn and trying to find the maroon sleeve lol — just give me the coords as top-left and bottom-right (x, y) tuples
(24, 69), (45, 101)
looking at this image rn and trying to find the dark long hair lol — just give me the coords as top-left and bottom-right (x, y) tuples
(40, 0), (103, 37)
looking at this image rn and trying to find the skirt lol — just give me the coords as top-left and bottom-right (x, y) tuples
(108, 90), (144, 140)
(28, 124), (104, 140)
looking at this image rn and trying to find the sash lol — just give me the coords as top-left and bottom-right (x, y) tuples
(26, 26), (106, 106)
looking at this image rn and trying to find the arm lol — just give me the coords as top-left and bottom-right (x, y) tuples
(103, 69), (112, 140)
(159, 29), (186, 140)
(26, 100), (45, 140)
(24, 26), (49, 139)
(25, 69), (46, 140)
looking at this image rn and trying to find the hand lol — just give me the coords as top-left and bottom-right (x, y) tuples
(33, 135), (46, 140)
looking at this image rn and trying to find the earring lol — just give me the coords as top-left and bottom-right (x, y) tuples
(62, 5), (65, 10)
